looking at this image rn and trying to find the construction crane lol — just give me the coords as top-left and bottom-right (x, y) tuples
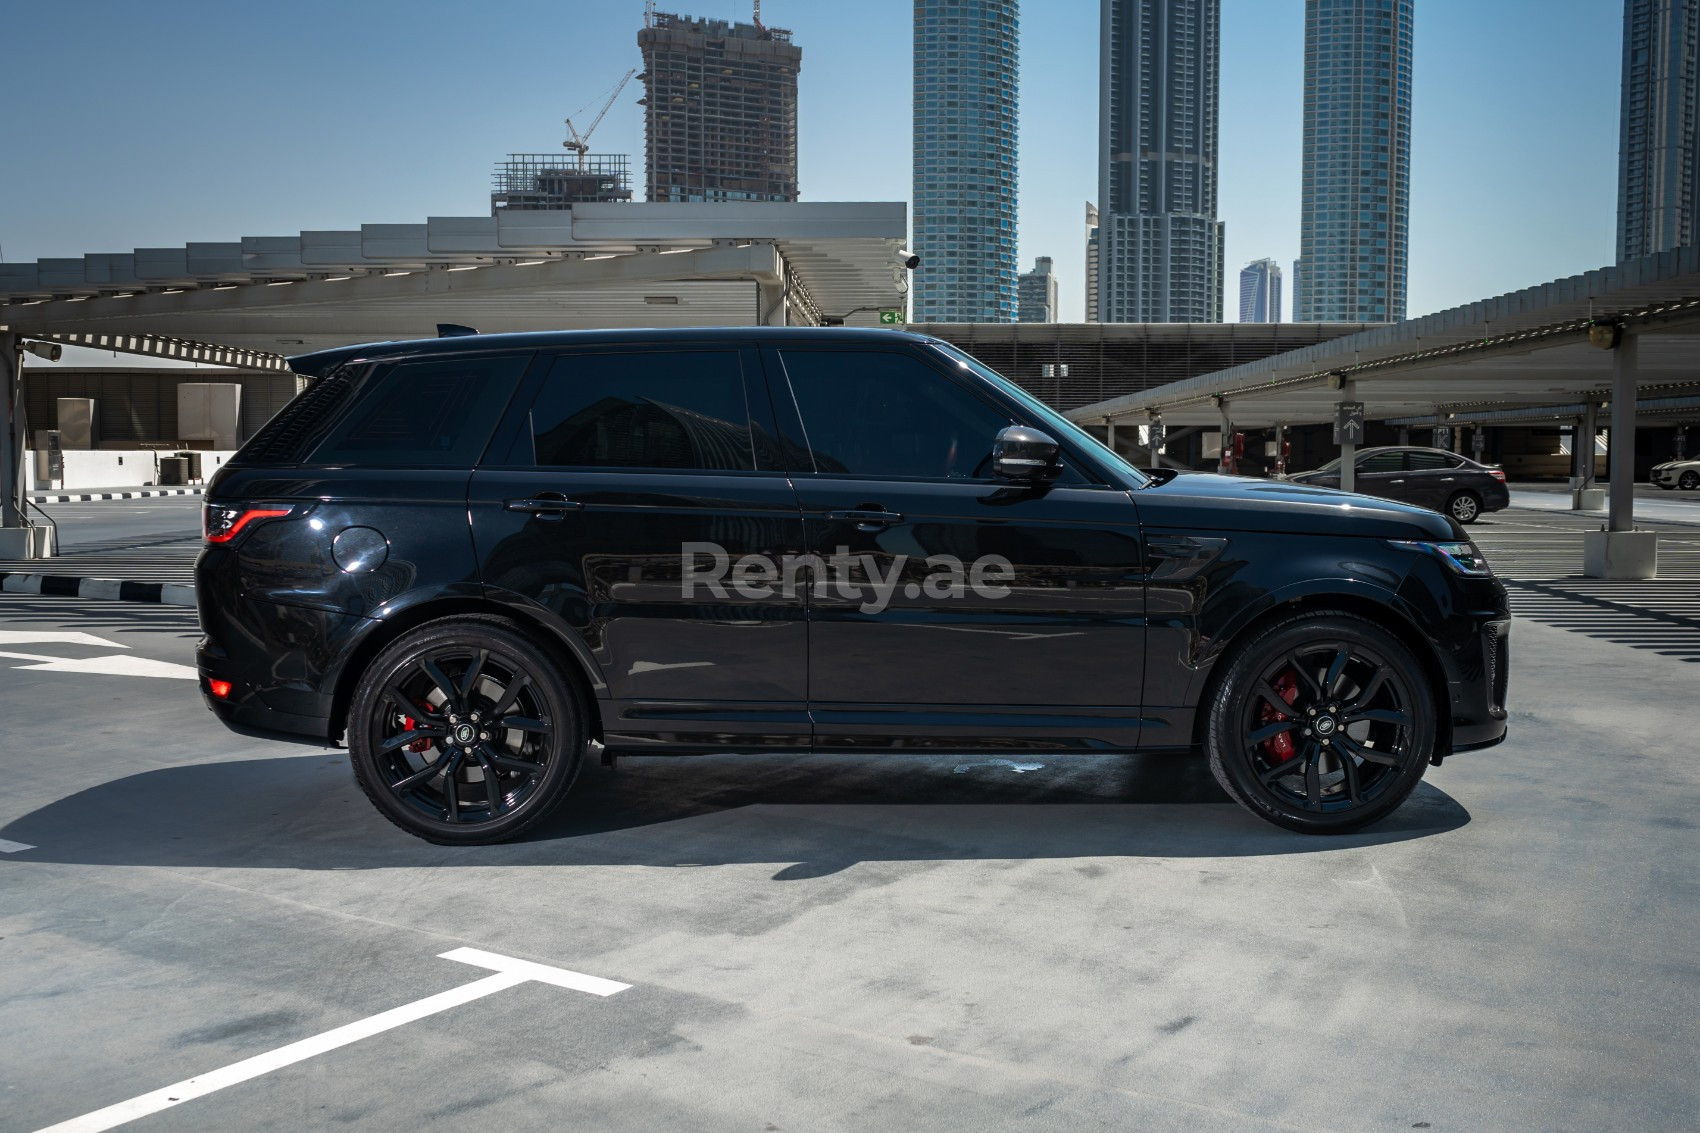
(563, 68), (637, 171)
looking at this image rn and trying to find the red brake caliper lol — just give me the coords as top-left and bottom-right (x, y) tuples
(1260, 670), (1300, 762)
(400, 700), (437, 754)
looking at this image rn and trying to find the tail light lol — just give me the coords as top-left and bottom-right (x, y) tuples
(1489, 468), (1506, 482)
(203, 502), (295, 544)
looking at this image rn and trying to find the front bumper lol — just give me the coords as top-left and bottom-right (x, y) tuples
(1446, 616), (1510, 754)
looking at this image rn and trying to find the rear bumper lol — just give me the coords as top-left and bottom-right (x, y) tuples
(197, 647), (334, 746)
(201, 684), (334, 747)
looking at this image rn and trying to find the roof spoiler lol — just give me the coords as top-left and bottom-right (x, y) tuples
(437, 323), (478, 338)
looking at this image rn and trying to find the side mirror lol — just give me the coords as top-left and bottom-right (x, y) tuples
(1143, 467), (1180, 486)
(992, 426), (1062, 482)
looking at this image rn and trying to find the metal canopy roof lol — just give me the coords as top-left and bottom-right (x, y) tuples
(1066, 247), (1700, 429)
(0, 202), (908, 361)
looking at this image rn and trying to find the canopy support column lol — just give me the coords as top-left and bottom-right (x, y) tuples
(0, 333), (52, 558)
(1338, 379), (1358, 494)
(1585, 330), (1656, 577)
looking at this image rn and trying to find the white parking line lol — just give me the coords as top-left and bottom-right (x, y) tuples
(32, 949), (630, 1133)
(0, 838), (35, 853)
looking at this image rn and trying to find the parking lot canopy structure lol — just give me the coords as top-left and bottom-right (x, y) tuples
(1064, 246), (1700, 430)
(0, 202), (910, 361)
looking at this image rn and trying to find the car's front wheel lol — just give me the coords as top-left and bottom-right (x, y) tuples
(1680, 470), (1699, 490)
(348, 617), (585, 844)
(1447, 490), (1482, 524)
(1206, 611), (1435, 834)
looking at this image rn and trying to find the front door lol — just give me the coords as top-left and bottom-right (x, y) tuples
(470, 345), (808, 752)
(762, 344), (1148, 752)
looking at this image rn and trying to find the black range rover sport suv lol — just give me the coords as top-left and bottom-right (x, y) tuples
(197, 328), (1509, 843)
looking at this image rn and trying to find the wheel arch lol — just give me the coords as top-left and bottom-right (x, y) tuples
(328, 595), (606, 745)
(1187, 587), (1453, 759)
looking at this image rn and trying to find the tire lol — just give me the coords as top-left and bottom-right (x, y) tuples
(1206, 611), (1436, 834)
(348, 616), (585, 844)
(1680, 471), (1699, 491)
(1447, 491), (1482, 524)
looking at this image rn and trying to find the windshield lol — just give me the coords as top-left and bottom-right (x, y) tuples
(928, 343), (1151, 487)
(1311, 456), (1343, 473)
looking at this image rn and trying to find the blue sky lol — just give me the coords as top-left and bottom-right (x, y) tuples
(0, 0), (1622, 323)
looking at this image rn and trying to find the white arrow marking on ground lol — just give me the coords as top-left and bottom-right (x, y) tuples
(33, 949), (630, 1133)
(0, 651), (197, 680)
(0, 631), (128, 650)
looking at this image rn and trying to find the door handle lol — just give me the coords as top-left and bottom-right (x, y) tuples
(826, 508), (903, 530)
(504, 494), (583, 521)
(1389, 478), (1405, 484)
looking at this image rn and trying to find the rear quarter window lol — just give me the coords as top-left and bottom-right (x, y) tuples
(288, 353), (529, 467)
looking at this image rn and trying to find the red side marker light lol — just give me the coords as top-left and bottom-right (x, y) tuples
(208, 679), (233, 700)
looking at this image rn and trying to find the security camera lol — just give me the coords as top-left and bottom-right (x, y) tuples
(23, 341), (62, 362)
(897, 249), (920, 270)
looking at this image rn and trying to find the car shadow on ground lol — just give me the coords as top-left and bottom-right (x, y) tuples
(0, 749), (1469, 876)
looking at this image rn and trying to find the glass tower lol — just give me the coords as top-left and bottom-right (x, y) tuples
(1618, 0), (1700, 261)
(1295, 0), (1413, 323)
(1238, 258), (1283, 322)
(1097, 0), (1224, 323)
(912, 1), (1019, 322)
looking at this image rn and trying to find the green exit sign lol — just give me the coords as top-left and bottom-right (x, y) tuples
(878, 309), (905, 324)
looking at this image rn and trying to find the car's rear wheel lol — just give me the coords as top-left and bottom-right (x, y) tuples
(348, 617), (584, 844)
(1447, 490), (1482, 524)
(1680, 470), (1699, 490)
(1206, 611), (1435, 834)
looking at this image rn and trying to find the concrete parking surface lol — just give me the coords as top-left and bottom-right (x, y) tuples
(1, 562), (1697, 1130)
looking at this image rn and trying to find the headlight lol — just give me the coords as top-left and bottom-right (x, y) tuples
(1389, 540), (1493, 576)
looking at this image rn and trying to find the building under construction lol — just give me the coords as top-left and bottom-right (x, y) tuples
(638, 11), (801, 203)
(491, 154), (633, 212)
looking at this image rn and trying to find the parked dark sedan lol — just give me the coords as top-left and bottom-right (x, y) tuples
(1288, 446), (1509, 524)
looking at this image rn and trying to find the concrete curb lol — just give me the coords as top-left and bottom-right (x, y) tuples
(29, 487), (206, 503)
(0, 572), (195, 606)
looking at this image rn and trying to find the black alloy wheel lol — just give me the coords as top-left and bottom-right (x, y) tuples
(1206, 611), (1435, 833)
(348, 617), (584, 844)
(1448, 491), (1482, 524)
(1681, 470), (1699, 490)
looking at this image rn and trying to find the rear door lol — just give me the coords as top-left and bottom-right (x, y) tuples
(762, 344), (1148, 752)
(469, 344), (809, 752)
(1404, 449), (1464, 509)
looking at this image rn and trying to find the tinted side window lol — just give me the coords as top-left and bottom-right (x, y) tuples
(306, 354), (527, 467)
(1359, 451), (1404, 474)
(522, 350), (755, 471)
(776, 349), (1012, 479)
(1406, 450), (1461, 470)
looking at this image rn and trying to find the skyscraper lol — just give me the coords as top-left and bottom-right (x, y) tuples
(913, 1), (1020, 322)
(1239, 258), (1283, 322)
(638, 12), (801, 203)
(1018, 256), (1058, 322)
(1618, 0), (1700, 261)
(1097, 0), (1224, 323)
(1295, 0), (1413, 323)
(1085, 202), (1101, 323)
